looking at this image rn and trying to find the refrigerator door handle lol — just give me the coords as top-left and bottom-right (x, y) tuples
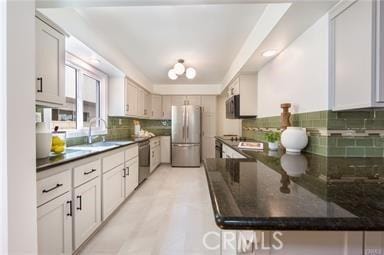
(182, 107), (185, 140)
(173, 144), (197, 147)
(186, 110), (189, 140)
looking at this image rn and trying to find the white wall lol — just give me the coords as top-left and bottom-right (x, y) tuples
(6, 1), (38, 254)
(257, 13), (329, 117)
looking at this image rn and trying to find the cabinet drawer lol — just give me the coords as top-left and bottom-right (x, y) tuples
(125, 145), (138, 161)
(73, 159), (101, 187)
(150, 137), (160, 147)
(103, 151), (125, 173)
(37, 170), (71, 207)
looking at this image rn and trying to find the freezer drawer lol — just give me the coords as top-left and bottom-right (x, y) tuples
(172, 144), (200, 167)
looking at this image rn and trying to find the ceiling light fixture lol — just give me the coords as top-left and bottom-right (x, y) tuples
(262, 49), (278, 57)
(168, 69), (178, 80)
(186, 67), (196, 80)
(168, 59), (196, 80)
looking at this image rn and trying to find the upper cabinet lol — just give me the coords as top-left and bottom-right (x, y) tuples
(35, 17), (65, 106)
(171, 96), (201, 106)
(330, 0), (384, 110)
(227, 74), (257, 117)
(151, 95), (162, 119)
(144, 91), (152, 118)
(162, 96), (172, 119)
(137, 88), (145, 117)
(109, 77), (138, 117)
(201, 96), (217, 114)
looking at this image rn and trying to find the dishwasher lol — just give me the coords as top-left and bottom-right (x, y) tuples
(138, 140), (150, 184)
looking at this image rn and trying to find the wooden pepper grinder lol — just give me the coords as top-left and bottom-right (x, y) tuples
(280, 103), (291, 130)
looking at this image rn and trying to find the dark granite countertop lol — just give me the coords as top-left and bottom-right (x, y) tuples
(205, 137), (384, 230)
(36, 136), (158, 172)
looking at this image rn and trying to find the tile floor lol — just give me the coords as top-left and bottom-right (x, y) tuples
(79, 164), (221, 255)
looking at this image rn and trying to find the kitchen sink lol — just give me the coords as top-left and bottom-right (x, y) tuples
(69, 142), (119, 152)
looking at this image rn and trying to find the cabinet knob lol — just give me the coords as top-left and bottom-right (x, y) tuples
(36, 77), (43, 93)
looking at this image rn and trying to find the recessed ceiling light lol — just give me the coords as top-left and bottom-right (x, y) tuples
(262, 50), (278, 57)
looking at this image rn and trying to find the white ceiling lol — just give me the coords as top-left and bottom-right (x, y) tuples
(71, 4), (267, 84)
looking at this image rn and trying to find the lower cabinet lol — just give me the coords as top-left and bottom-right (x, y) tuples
(160, 136), (171, 163)
(73, 177), (101, 249)
(102, 164), (125, 220)
(37, 192), (72, 255)
(124, 157), (139, 197)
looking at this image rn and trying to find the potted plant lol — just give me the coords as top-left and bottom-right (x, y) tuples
(265, 131), (280, 151)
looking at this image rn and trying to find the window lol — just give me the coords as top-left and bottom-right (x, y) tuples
(37, 54), (107, 136)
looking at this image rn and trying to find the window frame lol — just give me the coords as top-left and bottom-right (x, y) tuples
(65, 53), (108, 138)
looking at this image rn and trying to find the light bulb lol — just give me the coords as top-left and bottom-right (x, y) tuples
(174, 62), (185, 75)
(168, 69), (178, 80)
(186, 67), (196, 79)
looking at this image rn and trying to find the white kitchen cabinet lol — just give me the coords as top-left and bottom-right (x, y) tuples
(125, 157), (139, 197)
(202, 137), (216, 160)
(150, 137), (161, 172)
(186, 95), (201, 105)
(109, 77), (139, 117)
(201, 95), (217, 114)
(37, 192), (72, 255)
(160, 136), (171, 163)
(102, 164), (125, 220)
(162, 95), (172, 119)
(137, 87), (145, 117)
(144, 91), (152, 118)
(171, 95), (187, 106)
(151, 95), (162, 119)
(171, 95), (201, 106)
(227, 74), (257, 117)
(35, 17), (65, 106)
(330, 0), (384, 110)
(73, 177), (101, 249)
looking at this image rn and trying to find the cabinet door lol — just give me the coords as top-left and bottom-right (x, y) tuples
(37, 192), (72, 255)
(332, 0), (373, 110)
(126, 81), (138, 116)
(152, 95), (162, 119)
(160, 136), (171, 163)
(144, 91), (151, 118)
(171, 95), (187, 106)
(36, 18), (65, 105)
(202, 137), (216, 160)
(150, 148), (156, 173)
(102, 165), (125, 220)
(137, 88), (145, 117)
(162, 96), (172, 119)
(125, 157), (139, 197)
(202, 113), (216, 138)
(186, 96), (201, 106)
(201, 96), (216, 114)
(74, 177), (101, 249)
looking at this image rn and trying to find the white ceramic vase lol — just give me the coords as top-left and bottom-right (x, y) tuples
(281, 127), (308, 154)
(36, 122), (52, 159)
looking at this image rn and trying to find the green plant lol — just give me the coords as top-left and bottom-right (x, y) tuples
(265, 131), (280, 143)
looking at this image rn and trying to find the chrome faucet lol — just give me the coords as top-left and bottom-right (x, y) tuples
(88, 117), (107, 144)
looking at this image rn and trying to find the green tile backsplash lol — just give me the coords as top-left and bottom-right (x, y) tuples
(242, 109), (384, 158)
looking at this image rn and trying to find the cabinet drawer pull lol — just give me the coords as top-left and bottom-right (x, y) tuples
(42, 183), (63, 193)
(76, 195), (82, 210)
(67, 200), (72, 216)
(83, 169), (96, 175)
(123, 168), (126, 178)
(37, 77), (43, 93)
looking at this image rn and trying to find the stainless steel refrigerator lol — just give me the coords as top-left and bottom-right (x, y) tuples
(171, 105), (201, 167)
